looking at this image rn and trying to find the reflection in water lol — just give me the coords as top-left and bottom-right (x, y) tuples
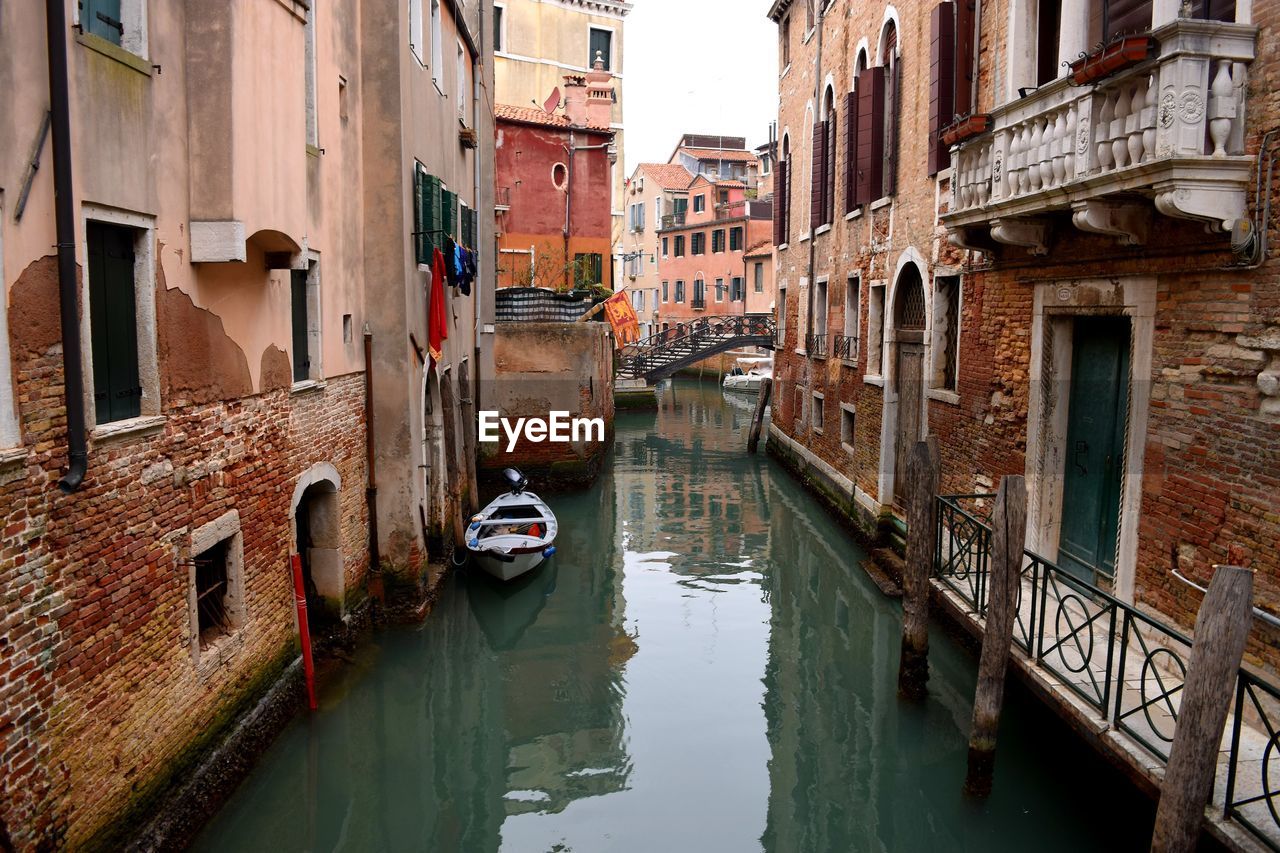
(197, 378), (1150, 853)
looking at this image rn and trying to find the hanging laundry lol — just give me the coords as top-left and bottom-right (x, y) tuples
(458, 247), (475, 297)
(443, 236), (460, 288)
(428, 248), (449, 367)
(453, 243), (465, 289)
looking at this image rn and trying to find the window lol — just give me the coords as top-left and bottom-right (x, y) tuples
(715, 278), (725, 302)
(87, 221), (142, 424)
(305, 2), (318, 147)
(812, 394), (824, 432)
(813, 86), (837, 228)
(781, 15), (791, 68)
(843, 275), (860, 362)
(343, 314), (353, 344)
(80, 0), (148, 57)
(932, 275), (961, 392)
(655, 197), (663, 227)
(457, 42), (468, 118)
(730, 227), (743, 252)
(574, 253), (603, 288)
(589, 27), (613, 70)
(928, 1), (974, 174)
(754, 262), (765, 293)
(693, 278), (706, 307)
(775, 136), (791, 246)
(867, 284), (886, 376)
(291, 262), (322, 384)
(630, 202), (646, 232)
(712, 229), (726, 253)
(674, 235), (686, 257)
(662, 236), (670, 257)
(880, 22), (900, 197)
(662, 281), (669, 302)
(814, 278), (828, 336)
(694, 194), (706, 213)
(675, 280), (686, 302)
(189, 511), (246, 657)
(805, 0), (815, 32)
(841, 404), (856, 451)
(430, 0), (444, 88)
(794, 386), (806, 426)
(632, 290), (645, 312)
(410, 0), (425, 62)
(731, 276), (745, 301)
(691, 232), (706, 255)
(494, 4), (505, 52)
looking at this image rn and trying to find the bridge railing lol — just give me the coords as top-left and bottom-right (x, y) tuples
(618, 314), (776, 380)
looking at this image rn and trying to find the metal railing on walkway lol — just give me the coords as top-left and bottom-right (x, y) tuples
(935, 494), (1280, 851)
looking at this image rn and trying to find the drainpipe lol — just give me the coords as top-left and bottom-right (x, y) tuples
(47, 0), (87, 494)
(805, 2), (825, 358)
(565, 133), (575, 290)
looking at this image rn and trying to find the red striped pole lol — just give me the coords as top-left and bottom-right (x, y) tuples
(290, 554), (318, 711)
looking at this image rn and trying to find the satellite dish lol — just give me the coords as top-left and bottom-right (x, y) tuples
(543, 87), (562, 114)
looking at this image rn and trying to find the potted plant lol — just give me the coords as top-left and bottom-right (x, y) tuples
(942, 113), (993, 146)
(1070, 35), (1155, 85)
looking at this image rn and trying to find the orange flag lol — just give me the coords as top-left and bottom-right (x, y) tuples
(602, 291), (640, 348)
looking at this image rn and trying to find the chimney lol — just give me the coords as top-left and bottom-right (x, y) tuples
(562, 74), (587, 127)
(585, 52), (613, 129)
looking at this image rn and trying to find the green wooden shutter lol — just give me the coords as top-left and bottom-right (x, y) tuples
(87, 222), (140, 423)
(84, 0), (124, 45)
(426, 175), (441, 256)
(414, 165), (426, 264)
(291, 270), (310, 382)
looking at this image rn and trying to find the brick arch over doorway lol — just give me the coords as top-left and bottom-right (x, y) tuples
(291, 462), (345, 626)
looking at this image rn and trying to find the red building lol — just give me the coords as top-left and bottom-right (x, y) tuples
(495, 60), (616, 291)
(656, 174), (773, 328)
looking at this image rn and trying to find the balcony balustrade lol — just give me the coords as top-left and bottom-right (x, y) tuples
(944, 20), (1256, 254)
(805, 332), (828, 359)
(661, 211), (688, 229)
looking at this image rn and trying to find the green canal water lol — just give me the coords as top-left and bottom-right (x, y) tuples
(196, 379), (1152, 852)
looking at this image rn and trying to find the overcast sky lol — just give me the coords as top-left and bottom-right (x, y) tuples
(622, 1), (778, 175)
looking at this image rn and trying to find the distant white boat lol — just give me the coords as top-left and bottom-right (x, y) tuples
(466, 469), (559, 582)
(723, 356), (773, 395)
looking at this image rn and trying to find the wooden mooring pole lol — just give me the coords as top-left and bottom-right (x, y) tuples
(1150, 564), (1254, 853)
(963, 474), (1027, 797)
(898, 436), (940, 700)
(747, 377), (773, 454)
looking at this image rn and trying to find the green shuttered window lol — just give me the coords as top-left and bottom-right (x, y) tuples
(87, 221), (141, 424)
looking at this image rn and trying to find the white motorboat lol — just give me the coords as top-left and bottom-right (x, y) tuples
(722, 356), (773, 394)
(466, 469), (559, 582)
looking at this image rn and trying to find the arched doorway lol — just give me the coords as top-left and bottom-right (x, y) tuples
(292, 466), (344, 631)
(891, 265), (927, 505)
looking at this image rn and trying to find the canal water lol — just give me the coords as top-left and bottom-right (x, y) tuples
(196, 379), (1152, 852)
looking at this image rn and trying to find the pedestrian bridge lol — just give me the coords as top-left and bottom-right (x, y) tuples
(617, 314), (776, 383)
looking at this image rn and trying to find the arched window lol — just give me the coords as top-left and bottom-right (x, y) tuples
(813, 85), (836, 228)
(880, 19), (900, 197)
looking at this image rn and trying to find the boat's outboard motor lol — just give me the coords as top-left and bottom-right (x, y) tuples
(503, 468), (527, 495)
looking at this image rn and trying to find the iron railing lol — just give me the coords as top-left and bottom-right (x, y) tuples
(833, 334), (858, 363)
(617, 313), (775, 381)
(935, 494), (1280, 850)
(691, 296), (707, 310)
(805, 333), (828, 359)
(661, 211), (688, 229)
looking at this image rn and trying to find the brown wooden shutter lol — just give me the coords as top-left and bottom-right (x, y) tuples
(1104, 0), (1152, 39)
(929, 2), (956, 176)
(955, 0), (975, 114)
(885, 59), (901, 196)
(811, 121), (826, 230)
(856, 67), (886, 204)
(844, 90), (858, 213)
(774, 159), (787, 245)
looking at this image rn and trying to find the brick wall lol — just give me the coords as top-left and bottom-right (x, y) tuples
(0, 259), (369, 850)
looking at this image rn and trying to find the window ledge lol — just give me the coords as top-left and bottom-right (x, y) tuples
(845, 208), (864, 221)
(291, 379), (328, 396)
(812, 426), (824, 435)
(842, 442), (856, 454)
(0, 447), (27, 483)
(780, 64), (792, 80)
(91, 415), (166, 447)
(196, 629), (247, 677)
(815, 224), (832, 237)
(927, 387), (961, 406)
(799, 232), (811, 244)
(840, 358), (858, 368)
(870, 196), (893, 211)
(306, 144), (322, 158)
(76, 33), (151, 76)
(778, 242), (789, 251)
(863, 374), (885, 388)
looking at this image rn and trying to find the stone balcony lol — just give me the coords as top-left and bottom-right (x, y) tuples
(943, 19), (1257, 254)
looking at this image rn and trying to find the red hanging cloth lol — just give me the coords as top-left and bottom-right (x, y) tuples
(428, 247), (449, 367)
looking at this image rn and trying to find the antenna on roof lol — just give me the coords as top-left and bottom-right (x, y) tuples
(543, 87), (562, 114)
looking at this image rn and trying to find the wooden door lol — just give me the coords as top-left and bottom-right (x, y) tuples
(1059, 318), (1131, 582)
(894, 343), (924, 505)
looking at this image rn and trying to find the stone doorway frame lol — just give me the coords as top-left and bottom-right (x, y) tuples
(1025, 276), (1155, 602)
(290, 462), (345, 619)
(876, 248), (933, 507)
